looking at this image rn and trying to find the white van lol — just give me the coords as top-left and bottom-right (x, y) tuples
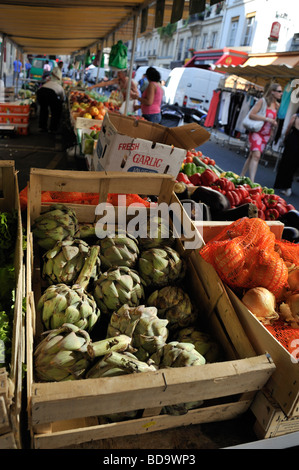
(164, 67), (223, 112)
(134, 66), (171, 86)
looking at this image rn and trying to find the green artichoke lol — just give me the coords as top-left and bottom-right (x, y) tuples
(34, 323), (91, 381)
(37, 283), (100, 332)
(93, 266), (146, 315)
(86, 350), (156, 378)
(147, 286), (197, 330)
(42, 238), (101, 285)
(97, 230), (139, 270)
(34, 323), (133, 382)
(138, 216), (175, 249)
(176, 327), (221, 363)
(138, 246), (186, 287)
(32, 204), (79, 250)
(38, 246), (101, 331)
(107, 304), (169, 361)
(150, 341), (206, 368)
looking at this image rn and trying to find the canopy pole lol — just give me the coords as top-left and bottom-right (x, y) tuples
(97, 39), (104, 83)
(0, 34), (5, 80)
(124, 13), (140, 116)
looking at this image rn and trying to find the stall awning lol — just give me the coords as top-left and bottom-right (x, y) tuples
(216, 52), (299, 88)
(0, 0), (225, 55)
(185, 48), (248, 69)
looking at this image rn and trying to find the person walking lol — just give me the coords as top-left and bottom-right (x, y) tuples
(13, 57), (22, 85)
(134, 67), (163, 124)
(25, 59), (32, 79)
(240, 83), (281, 183)
(273, 111), (299, 197)
(36, 77), (65, 133)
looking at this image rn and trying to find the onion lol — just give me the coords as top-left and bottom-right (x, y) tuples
(287, 293), (299, 316)
(287, 267), (299, 291)
(242, 287), (279, 325)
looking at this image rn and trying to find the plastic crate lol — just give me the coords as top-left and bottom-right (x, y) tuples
(0, 114), (29, 124)
(0, 103), (30, 114)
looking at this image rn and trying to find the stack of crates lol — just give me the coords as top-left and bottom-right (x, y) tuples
(0, 102), (30, 135)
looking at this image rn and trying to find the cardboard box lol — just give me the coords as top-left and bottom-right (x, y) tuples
(94, 112), (210, 176)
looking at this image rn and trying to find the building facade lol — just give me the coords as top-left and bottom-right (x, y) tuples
(132, 0), (299, 71)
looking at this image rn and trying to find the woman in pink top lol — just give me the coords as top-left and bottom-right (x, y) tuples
(135, 67), (163, 123)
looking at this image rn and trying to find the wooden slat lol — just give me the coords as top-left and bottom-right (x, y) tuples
(33, 398), (252, 449)
(30, 355), (274, 426)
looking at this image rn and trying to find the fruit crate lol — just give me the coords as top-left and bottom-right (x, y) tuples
(251, 390), (299, 439)
(0, 161), (24, 449)
(26, 169), (275, 449)
(0, 114), (29, 124)
(201, 219), (299, 420)
(0, 103), (30, 114)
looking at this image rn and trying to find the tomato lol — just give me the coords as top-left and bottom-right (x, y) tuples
(185, 156), (193, 163)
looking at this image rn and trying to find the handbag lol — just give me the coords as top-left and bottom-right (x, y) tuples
(242, 98), (267, 133)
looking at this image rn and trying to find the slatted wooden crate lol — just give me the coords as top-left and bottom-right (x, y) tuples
(0, 161), (24, 449)
(26, 169), (275, 449)
(198, 219), (299, 421)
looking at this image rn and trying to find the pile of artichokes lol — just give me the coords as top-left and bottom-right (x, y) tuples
(32, 204), (221, 420)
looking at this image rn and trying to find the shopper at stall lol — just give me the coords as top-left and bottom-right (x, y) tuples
(36, 77), (65, 133)
(134, 67), (163, 124)
(240, 83), (281, 183)
(273, 111), (299, 197)
(88, 69), (139, 113)
(51, 61), (63, 83)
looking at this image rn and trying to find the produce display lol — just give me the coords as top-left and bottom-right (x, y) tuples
(175, 149), (298, 239)
(31, 203), (223, 421)
(0, 210), (18, 370)
(199, 217), (299, 359)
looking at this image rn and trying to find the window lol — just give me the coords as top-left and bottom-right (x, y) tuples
(227, 17), (239, 47)
(211, 31), (218, 48)
(178, 38), (184, 60)
(242, 14), (255, 46)
(202, 33), (208, 49)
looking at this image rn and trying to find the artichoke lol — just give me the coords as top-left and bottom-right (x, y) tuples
(32, 204), (79, 250)
(38, 246), (101, 331)
(34, 323), (133, 382)
(150, 341), (206, 368)
(34, 323), (91, 381)
(97, 230), (139, 270)
(86, 350), (156, 378)
(93, 266), (146, 315)
(138, 216), (175, 249)
(107, 304), (169, 361)
(175, 327), (221, 363)
(147, 286), (197, 330)
(138, 246), (186, 287)
(42, 238), (101, 285)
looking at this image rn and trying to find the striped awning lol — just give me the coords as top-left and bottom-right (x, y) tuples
(216, 52), (299, 88)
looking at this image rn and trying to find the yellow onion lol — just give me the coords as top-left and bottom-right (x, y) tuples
(242, 287), (279, 325)
(287, 266), (299, 291)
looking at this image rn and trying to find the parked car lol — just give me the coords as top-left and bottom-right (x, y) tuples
(164, 67), (223, 113)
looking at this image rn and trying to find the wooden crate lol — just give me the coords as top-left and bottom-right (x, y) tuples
(227, 287), (299, 419)
(26, 169), (275, 449)
(195, 220), (284, 244)
(251, 391), (299, 439)
(0, 161), (24, 449)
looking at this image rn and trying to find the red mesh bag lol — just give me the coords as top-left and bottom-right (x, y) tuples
(275, 239), (299, 266)
(200, 217), (288, 298)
